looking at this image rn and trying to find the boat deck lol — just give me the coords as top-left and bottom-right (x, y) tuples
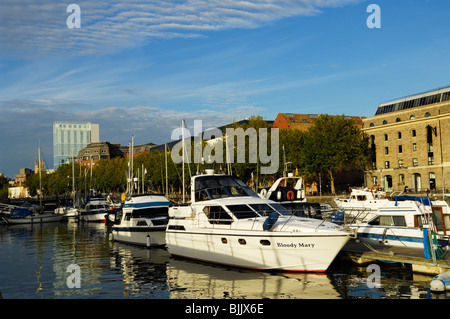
(340, 239), (450, 275)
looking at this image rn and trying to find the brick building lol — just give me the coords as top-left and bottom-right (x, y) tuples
(362, 86), (450, 194)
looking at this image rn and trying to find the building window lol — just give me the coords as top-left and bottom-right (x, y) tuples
(384, 134), (388, 141)
(396, 118), (401, 122)
(398, 145), (402, 153)
(385, 161), (390, 168)
(413, 158), (418, 166)
(398, 159), (403, 168)
(399, 174), (405, 185)
(385, 147), (389, 155)
(425, 112), (431, 117)
(410, 115), (415, 120)
(370, 123), (374, 127)
(428, 156), (434, 165)
(412, 129), (416, 137)
(382, 120), (388, 125)
(372, 176), (378, 186)
(413, 143), (417, 152)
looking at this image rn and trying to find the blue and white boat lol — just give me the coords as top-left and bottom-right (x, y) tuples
(80, 196), (109, 222)
(111, 194), (171, 247)
(346, 196), (450, 250)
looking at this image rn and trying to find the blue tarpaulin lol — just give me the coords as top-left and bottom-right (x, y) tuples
(394, 195), (432, 206)
(9, 208), (32, 219)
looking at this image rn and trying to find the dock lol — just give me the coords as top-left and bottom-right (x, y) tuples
(340, 239), (450, 275)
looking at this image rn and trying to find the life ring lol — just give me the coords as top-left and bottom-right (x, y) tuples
(259, 189), (268, 198)
(287, 190), (295, 200)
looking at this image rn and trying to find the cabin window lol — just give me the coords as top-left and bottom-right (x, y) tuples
(226, 204), (259, 219)
(221, 238), (228, 244)
(357, 195), (367, 201)
(392, 216), (407, 227)
(260, 240), (271, 246)
(238, 239), (247, 245)
(368, 215), (406, 227)
(204, 206), (233, 225)
(131, 207), (168, 218)
(136, 220), (147, 226)
(125, 213), (132, 221)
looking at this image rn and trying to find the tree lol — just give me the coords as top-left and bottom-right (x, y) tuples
(301, 114), (370, 194)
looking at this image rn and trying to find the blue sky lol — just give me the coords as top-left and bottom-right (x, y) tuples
(1, 0), (450, 178)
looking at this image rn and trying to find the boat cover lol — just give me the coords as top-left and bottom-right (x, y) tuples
(9, 208), (33, 218)
(394, 195), (432, 206)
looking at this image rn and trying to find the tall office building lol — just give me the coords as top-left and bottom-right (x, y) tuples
(53, 121), (99, 170)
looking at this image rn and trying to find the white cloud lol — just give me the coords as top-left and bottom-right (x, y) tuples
(0, 0), (363, 58)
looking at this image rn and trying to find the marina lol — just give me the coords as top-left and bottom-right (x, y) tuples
(0, 220), (443, 299)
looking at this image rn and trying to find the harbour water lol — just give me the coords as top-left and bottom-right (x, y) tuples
(0, 220), (443, 300)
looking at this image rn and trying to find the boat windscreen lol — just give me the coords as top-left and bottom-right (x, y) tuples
(194, 175), (259, 201)
(266, 203), (292, 216)
(226, 204), (260, 219)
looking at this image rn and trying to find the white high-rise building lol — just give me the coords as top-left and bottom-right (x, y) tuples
(53, 121), (99, 170)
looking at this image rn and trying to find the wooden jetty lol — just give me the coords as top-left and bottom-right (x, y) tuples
(340, 238), (450, 275)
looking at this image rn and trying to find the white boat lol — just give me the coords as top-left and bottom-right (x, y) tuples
(111, 194), (171, 246)
(166, 171), (351, 272)
(259, 173), (322, 219)
(346, 195), (450, 250)
(335, 186), (390, 221)
(80, 196), (109, 222)
(3, 207), (64, 224)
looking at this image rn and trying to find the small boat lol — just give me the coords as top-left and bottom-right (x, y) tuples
(346, 195), (450, 250)
(3, 206), (64, 224)
(259, 173), (322, 219)
(335, 186), (391, 221)
(430, 271), (450, 292)
(80, 196), (109, 222)
(111, 194), (171, 246)
(166, 170), (351, 272)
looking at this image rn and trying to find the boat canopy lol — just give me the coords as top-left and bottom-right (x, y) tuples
(9, 207), (33, 218)
(394, 195), (432, 206)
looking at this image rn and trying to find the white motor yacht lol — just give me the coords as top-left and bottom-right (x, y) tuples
(80, 196), (109, 222)
(166, 171), (351, 272)
(346, 195), (450, 250)
(111, 194), (171, 246)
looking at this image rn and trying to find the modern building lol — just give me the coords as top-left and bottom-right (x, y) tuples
(53, 121), (99, 170)
(362, 86), (450, 194)
(272, 113), (365, 130)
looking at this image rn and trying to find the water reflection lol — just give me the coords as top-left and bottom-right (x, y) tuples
(0, 221), (440, 299)
(166, 257), (341, 299)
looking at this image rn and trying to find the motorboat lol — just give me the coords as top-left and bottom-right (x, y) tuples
(166, 170), (351, 272)
(259, 173), (322, 219)
(335, 186), (390, 216)
(80, 196), (109, 222)
(111, 194), (171, 246)
(2, 206), (64, 224)
(345, 195), (450, 251)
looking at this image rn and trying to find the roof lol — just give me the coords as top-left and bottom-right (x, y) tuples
(272, 113), (365, 130)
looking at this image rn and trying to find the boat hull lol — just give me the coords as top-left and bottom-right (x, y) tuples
(80, 211), (107, 222)
(5, 214), (64, 224)
(112, 226), (166, 246)
(351, 226), (450, 249)
(166, 229), (349, 272)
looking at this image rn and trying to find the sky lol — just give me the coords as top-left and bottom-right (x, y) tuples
(1, 0), (450, 178)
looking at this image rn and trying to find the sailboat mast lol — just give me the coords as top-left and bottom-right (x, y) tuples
(38, 146), (42, 210)
(182, 120), (185, 202)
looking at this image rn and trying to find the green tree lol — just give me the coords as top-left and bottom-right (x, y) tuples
(301, 114), (370, 194)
